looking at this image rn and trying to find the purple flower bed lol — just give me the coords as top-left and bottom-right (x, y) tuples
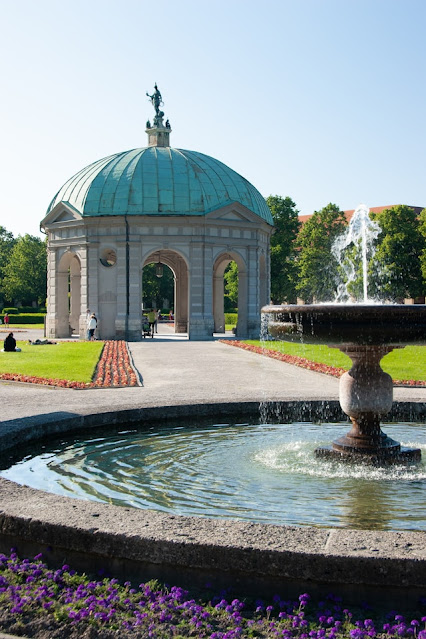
(0, 550), (424, 638)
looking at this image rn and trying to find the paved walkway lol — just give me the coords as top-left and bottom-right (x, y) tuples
(0, 326), (424, 427)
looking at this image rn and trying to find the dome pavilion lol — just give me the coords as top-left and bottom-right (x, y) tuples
(41, 86), (274, 340)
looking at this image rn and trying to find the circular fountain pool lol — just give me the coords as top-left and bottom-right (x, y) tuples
(2, 420), (425, 531)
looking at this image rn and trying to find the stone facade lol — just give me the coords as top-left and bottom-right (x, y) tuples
(42, 202), (272, 340)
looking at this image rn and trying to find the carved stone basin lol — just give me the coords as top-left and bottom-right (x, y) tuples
(263, 304), (426, 346)
(262, 304), (426, 464)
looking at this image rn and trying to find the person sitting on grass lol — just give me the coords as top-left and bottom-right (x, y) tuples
(3, 332), (21, 352)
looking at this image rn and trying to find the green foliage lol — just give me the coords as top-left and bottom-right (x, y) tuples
(142, 263), (174, 309)
(224, 261), (238, 310)
(296, 203), (347, 302)
(18, 306), (46, 313)
(267, 195), (301, 303)
(419, 208), (426, 291)
(0, 341), (103, 383)
(2, 234), (47, 306)
(0, 227), (16, 306)
(370, 206), (424, 300)
(1, 307), (19, 314)
(224, 313), (238, 326)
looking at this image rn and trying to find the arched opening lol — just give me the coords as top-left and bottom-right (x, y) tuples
(142, 263), (174, 314)
(57, 251), (81, 337)
(213, 252), (247, 336)
(142, 250), (189, 334)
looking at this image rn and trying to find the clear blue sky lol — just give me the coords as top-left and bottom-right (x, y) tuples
(1, 0), (425, 238)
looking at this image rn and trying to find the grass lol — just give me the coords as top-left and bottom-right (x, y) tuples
(1, 323), (45, 329)
(0, 341), (104, 383)
(244, 340), (426, 382)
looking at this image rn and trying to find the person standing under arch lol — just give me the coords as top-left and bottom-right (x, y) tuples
(147, 309), (156, 338)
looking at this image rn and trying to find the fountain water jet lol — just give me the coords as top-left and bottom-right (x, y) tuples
(332, 203), (381, 302)
(263, 303), (425, 464)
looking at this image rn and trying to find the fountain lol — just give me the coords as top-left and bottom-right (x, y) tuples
(263, 205), (426, 464)
(263, 303), (425, 463)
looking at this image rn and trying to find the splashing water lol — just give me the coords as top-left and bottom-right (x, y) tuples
(332, 204), (381, 302)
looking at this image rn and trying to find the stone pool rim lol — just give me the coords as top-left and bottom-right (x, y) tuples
(0, 400), (425, 595)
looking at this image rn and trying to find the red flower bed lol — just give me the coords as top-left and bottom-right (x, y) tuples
(220, 340), (426, 387)
(0, 341), (139, 389)
(92, 340), (139, 388)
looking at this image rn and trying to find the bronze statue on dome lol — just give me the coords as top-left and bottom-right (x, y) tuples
(146, 83), (163, 117)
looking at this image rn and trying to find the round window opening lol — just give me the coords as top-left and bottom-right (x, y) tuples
(100, 249), (117, 268)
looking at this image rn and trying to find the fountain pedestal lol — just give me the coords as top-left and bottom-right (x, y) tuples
(315, 345), (421, 464)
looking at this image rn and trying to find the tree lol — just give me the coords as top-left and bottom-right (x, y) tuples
(369, 205), (424, 301)
(419, 208), (426, 295)
(224, 261), (238, 311)
(0, 227), (16, 306)
(267, 196), (301, 303)
(2, 234), (47, 306)
(296, 203), (347, 302)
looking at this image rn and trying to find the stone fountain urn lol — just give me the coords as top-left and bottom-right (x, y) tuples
(263, 304), (426, 464)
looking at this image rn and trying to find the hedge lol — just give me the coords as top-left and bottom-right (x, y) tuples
(1, 308), (19, 314)
(0, 313), (46, 325)
(18, 307), (46, 314)
(225, 313), (238, 325)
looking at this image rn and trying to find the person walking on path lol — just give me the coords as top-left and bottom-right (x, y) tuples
(87, 313), (97, 341)
(3, 313), (9, 329)
(147, 309), (156, 338)
(85, 309), (91, 340)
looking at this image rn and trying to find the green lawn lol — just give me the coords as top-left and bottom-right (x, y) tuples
(0, 341), (104, 383)
(244, 340), (426, 382)
(1, 324), (45, 329)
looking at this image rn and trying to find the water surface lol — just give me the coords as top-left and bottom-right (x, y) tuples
(1, 421), (425, 531)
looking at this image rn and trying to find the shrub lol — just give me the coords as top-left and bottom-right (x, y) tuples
(225, 313), (238, 326)
(18, 306), (46, 313)
(1, 308), (19, 314)
(0, 313), (45, 324)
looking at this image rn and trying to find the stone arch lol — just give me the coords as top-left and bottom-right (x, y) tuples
(57, 250), (81, 337)
(142, 248), (189, 334)
(213, 251), (248, 336)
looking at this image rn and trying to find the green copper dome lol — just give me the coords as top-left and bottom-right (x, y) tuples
(47, 147), (273, 225)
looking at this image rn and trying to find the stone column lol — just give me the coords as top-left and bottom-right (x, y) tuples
(175, 256), (188, 333)
(45, 246), (57, 338)
(87, 242), (99, 319)
(128, 240), (142, 340)
(78, 245), (88, 339)
(188, 241), (214, 339)
(115, 240), (127, 338)
(246, 246), (261, 338)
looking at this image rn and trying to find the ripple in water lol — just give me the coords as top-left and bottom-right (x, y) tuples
(1, 422), (425, 531)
